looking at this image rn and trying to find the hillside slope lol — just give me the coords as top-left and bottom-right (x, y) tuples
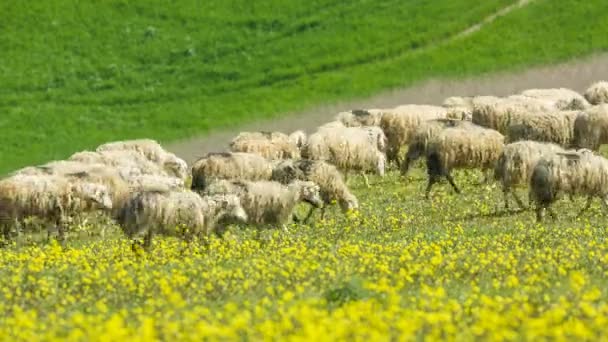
(2, 0), (608, 173)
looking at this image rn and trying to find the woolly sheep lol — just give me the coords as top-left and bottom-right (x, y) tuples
(302, 126), (386, 186)
(401, 119), (475, 177)
(379, 105), (448, 167)
(0, 174), (113, 242)
(493, 141), (566, 210)
(529, 149), (605, 221)
(572, 104), (608, 150)
(335, 109), (383, 127)
(229, 131), (300, 160)
(69, 150), (168, 177)
(204, 179), (323, 231)
(506, 110), (580, 147)
(521, 88), (590, 110)
(584, 81), (608, 105)
(424, 125), (504, 198)
(190, 152), (274, 192)
(96, 139), (189, 179)
(271, 159), (358, 221)
(114, 190), (247, 250)
(472, 96), (554, 134)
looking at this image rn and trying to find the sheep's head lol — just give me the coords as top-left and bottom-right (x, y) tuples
(215, 194), (248, 223)
(163, 155), (189, 180)
(375, 151), (386, 177)
(292, 181), (323, 208)
(289, 130), (307, 149)
(338, 192), (359, 213)
(76, 182), (113, 210)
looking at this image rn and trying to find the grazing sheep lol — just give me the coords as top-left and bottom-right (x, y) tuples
(572, 104), (608, 150)
(506, 110), (580, 147)
(271, 159), (359, 221)
(424, 126), (504, 198)
(472, 96), (554, 134)
(529, 149), (604, 222)
(521, 88), (590, 110)
(114, 190), (247, 250)
(302, 126), (386, 186)
(288, 130), (307, 150)
(229, 131), (300, 160)
(584, 81), (608, 105)
(335, 109), (383, 127)
(190, 152), (274, 192)
(0, 174), (113, 242)
(494, 141), (566, 210)
(401, 119), (475, 176)
(379, 105), (448, 166)
(127, 174), (185, 191)
(96, 139), (189, 179)
(69, 150), (167, 177)
(204, 180), (323, 231)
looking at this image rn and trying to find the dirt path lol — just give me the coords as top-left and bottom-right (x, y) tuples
(167, 52), (608, 164)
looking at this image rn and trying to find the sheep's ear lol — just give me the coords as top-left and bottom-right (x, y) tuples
(352, 109), (369, 117)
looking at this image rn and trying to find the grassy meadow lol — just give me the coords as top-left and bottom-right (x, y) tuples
(2, 0), (608, 174)
(1, 165), (608, 340)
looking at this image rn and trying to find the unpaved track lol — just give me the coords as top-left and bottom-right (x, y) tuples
(167, 52), (608, 164)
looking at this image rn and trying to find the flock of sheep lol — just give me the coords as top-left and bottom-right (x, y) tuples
(2, 80), (608, 250)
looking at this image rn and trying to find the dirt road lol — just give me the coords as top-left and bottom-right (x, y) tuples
(167, 52), (608, 163)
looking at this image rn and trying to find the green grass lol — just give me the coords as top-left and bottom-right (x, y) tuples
(2, 0), (608, 175)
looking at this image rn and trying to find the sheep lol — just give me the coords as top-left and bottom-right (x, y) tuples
(301, 126), (386, 187)
(572, 104), (608, 150)
(472, 96), (554, 134)
(335, 109), (383, 127)
(229, 131), (300, 159)
(204, 179), (323, 231)
(0, 174), (113, 242)
(95, 139), (189, 180)
(288, 130), (307, 150)
(520, 88), (590, 110)
(584, 81), (608, 105)
(401, 119), (475, 177)
(69, 150), (168, 177)
(379, 105), (448, 167)
(114, 190), (247, 250)
(271, 159), (359, 221)
(315, 123), (386, 152)
(424, 125), (504, 198)
(505, 110), (580, 147)
(190, 152), (274, 192)
(126, 174), (185, 191)
(493, 141), (566, 210)
(529, 149), (606, 222)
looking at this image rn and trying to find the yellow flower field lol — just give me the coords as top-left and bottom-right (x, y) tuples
(1, 170), (608, 341)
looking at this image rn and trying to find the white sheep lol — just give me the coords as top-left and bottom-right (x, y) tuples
(204, 179), (323, 231)
(114, 190), (247, 250)
(520, 88), (590, 110)
(69, 150), (168, 177)
(335, 109), (383, 127)
(229, 131), (300, 160)
(572, 104), (608, 150)
(271, 159), (358, 221)
(584, 81), (608, 105)
(0, 174), (113, 242)
(190, 152), (274, 191)
(505, 110), (580, 147)
(529, 149), (604, 221)
(472, 96), (554, 134)
(96, 139), (189, 180)
(288, 130), (307, 150)
(424, 125), (504, 198)
(379, 105), (448, 167)
(302, 126), (386, 187)
(401, 119), (475, 176)
(494, 141), (566, 210)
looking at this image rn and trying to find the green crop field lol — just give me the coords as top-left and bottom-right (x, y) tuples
(2, 0), (608, 174)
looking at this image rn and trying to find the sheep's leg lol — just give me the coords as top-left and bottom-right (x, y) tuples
(535, 204), (544, 222)
(362, 172), (370, 188)
(511, 190), (526, 210)
(445, 172), (461, 194)
(502, 187), (510, 210)
(143, 230), (153, 251)
(303, 206), (316, 224)
(425, 176), (438, 199)
(282, 224), (290, 233)
(576, 197), (594, 218)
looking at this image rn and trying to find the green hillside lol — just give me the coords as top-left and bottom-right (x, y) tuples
(2, 0), (608, 174)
